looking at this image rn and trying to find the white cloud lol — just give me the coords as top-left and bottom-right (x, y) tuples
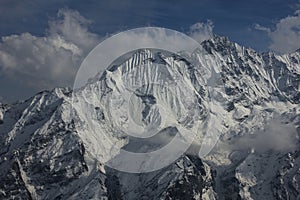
(227, 117), (298, 153)
(48, 9), (100, 54)
(255, 10), (300, 53)
(254, 24), (271, 33)
(189, 20), (214, 43)
(0, 9), (100, 90)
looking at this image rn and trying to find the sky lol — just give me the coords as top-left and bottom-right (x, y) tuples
(0, 0), (300, 102)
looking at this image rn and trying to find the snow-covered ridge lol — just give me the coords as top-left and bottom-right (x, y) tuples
(0, 36), (299, 199)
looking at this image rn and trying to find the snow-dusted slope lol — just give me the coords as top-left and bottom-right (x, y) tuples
(0, 36), (299, 199)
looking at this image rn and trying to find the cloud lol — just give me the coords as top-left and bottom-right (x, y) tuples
(227, 117), (298, 154)
(254, 10), (300, 53)
(188, 20), (214, 43)
(48, 9), (100, 54)
(254, 24), (271, 33)
(0, 8), (100, 91)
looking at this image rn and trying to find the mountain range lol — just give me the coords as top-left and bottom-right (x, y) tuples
(0, 35), (299, 200)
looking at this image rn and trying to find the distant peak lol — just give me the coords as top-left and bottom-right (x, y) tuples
(211, 34), (231, 44)
(200, 34), (241, 55)
(295, 48), (300, 53)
